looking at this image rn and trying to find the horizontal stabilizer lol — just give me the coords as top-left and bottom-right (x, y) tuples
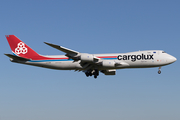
(4, 54), (31, 61)
(44, 42), (79, 55)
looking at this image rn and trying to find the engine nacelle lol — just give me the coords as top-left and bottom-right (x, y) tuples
(102, 60), (115, 68)
(80, 53), (94, 62)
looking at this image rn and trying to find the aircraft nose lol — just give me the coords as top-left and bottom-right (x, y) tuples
(169, 56), (177, 63)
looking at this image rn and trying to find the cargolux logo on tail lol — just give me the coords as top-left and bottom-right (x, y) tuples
(15, 42), (28, 54)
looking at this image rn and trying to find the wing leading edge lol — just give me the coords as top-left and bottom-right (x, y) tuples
(44, 42), (79, 55)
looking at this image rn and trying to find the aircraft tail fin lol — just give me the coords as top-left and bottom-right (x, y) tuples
(5, 35), (41, 59)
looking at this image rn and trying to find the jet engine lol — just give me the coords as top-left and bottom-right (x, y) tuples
(102, 60), (115, 67)
(80, 53), (94, 62)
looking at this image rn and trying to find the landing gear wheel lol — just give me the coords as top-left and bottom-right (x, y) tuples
(94, 75), (97, 79)
(93, 69), (99, 79)
(95, 69), (99, 76)
(89, 72), (92, 76)
(85, 70), (92, 77)
(85, 69), (99, 78)
(85, 72), (89, 77)
(158, 67), (162, 74)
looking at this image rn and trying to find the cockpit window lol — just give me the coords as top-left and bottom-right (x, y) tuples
(162, 51), (166, 53)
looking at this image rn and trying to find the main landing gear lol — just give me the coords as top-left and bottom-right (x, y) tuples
(85, 69), (99, 78)
(158, 67), (161, 74)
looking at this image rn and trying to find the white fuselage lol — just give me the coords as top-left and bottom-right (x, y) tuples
(5, 35), (177, 78)
(12, 50), (176, 70)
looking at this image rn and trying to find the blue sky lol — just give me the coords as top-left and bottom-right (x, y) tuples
(0, 0), (180, 120)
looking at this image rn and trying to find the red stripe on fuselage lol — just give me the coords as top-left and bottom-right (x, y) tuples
(97, 56), (117, 59)
(30, 56), (117, 61)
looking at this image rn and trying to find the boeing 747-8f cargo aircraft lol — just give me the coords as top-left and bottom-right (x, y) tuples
(5, 35), (177, 78)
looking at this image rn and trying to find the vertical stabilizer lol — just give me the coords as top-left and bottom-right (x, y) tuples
(5, 35), (40, 59)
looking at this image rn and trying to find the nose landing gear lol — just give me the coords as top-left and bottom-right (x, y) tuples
(158, 67), (161, 74)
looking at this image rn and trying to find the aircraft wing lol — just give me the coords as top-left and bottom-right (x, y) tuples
(44, 42), (100, 62)
(44, 42), (79, 56)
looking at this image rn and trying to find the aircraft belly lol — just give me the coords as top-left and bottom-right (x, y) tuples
(22, 61), (82, 70)
(124, 60), (169, 68)
(123, 60), (156, 68)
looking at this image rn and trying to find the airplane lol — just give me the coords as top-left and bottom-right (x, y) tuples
(5, 35), (177, 78)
